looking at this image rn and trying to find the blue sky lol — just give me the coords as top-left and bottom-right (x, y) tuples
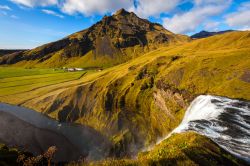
(0, 0), (249, 49)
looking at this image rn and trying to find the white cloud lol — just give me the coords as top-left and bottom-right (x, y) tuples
(225, 2), (250, 30)
(42, 9), (64, 18)
(130, 0), (180, 18)
(0, 5), (10, 16)
(10, 0), (57, 7)
(194, 0), (230, 6)
(204, 21), (220, 31)
(163, 0), (231, 34)
(10, 14), (19, 19)
(0, 5), (11, 10)
(61, 0), (134, 16)
(0, 11), (8, 16)
(10, 0), (249, 33)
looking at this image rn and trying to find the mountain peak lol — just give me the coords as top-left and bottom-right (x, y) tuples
(191, 30), (235, 39)
(0, 9), (189, 67)
(114, 8), (130, 16)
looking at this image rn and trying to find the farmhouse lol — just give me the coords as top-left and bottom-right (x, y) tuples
(64, 68), (85, 72)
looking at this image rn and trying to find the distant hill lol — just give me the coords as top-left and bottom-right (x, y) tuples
(191, 30), (235, 39)
(0, 49), (27, 56)
(0, 9), (189, 68)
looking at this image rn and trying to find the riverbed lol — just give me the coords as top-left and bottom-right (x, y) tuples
(0, 103), (111, 162)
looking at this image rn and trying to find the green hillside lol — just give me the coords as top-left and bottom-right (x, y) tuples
(85, 132), (246, 166)
(0, 31), (249, 159)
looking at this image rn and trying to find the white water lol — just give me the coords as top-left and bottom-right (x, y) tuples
(169, 95), (250, 163)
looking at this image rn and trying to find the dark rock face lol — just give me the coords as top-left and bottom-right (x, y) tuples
(240, 70), (250, 83)
(191, 30), (234, 39)
(0, 9), (185, 66)
(0, 49), (27, 56)
(0, 51), (24, 64)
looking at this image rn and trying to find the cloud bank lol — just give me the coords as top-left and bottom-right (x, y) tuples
(130, 0), (180, 18)
(10, 0), (57, 7)
(0, 5), (11, 10)
(42, 9), (64, 18)
(225, 2), (250, 30)
(61, 0), (133, 16)
(163, 0), (231, 34)
(7, 0), (250, 34)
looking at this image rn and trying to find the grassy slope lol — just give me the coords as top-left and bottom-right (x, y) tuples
(85, 132), (246, 166)
(1, 132), (246, 165)
(0, 31), (249, 156)
(0, 68), (86, 97)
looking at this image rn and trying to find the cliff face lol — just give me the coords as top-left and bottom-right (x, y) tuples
(0, 9), (189, 68)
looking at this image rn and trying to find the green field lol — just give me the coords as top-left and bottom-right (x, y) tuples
(0, 67), (86, 98)
(0, 67), (65, 79)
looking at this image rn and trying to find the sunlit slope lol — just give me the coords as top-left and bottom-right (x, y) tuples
(87, 132), (246, 166)
(182, 30), (250, 50)
(0, 9), (189, 69)
(0, 31), (249, 156)
(139, 132), (245, 165)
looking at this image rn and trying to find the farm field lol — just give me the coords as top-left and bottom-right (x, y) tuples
(0, 67), (87, 102)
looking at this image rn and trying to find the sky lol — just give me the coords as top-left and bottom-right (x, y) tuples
(0, 0), (250, 49)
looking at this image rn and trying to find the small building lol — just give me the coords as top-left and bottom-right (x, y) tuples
(67, 68), (75, 72)
(75, 68), (84, 71)
(64, 67), (85, 72)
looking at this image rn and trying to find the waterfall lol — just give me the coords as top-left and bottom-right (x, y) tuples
(169, 95), (250, 163)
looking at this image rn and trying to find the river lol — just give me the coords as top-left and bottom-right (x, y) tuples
(170, 95), (250, 163)
(0, 95), (249, 163)
(0, 103), (111, 162)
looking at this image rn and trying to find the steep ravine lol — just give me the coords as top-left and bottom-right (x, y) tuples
(0, 95), (249, 165)
(17, 47), (250, 158)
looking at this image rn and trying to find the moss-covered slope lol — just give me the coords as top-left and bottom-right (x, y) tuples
(79, 132), (247, 166)
(0, 31), (249, 157)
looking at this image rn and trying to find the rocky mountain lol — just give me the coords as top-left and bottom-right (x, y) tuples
(0, 9), (189, 68)
(191, 30), (234, 39)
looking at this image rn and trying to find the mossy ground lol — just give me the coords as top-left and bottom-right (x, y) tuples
(0, 133), (247, 165)
(72, 132), (246, 166)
